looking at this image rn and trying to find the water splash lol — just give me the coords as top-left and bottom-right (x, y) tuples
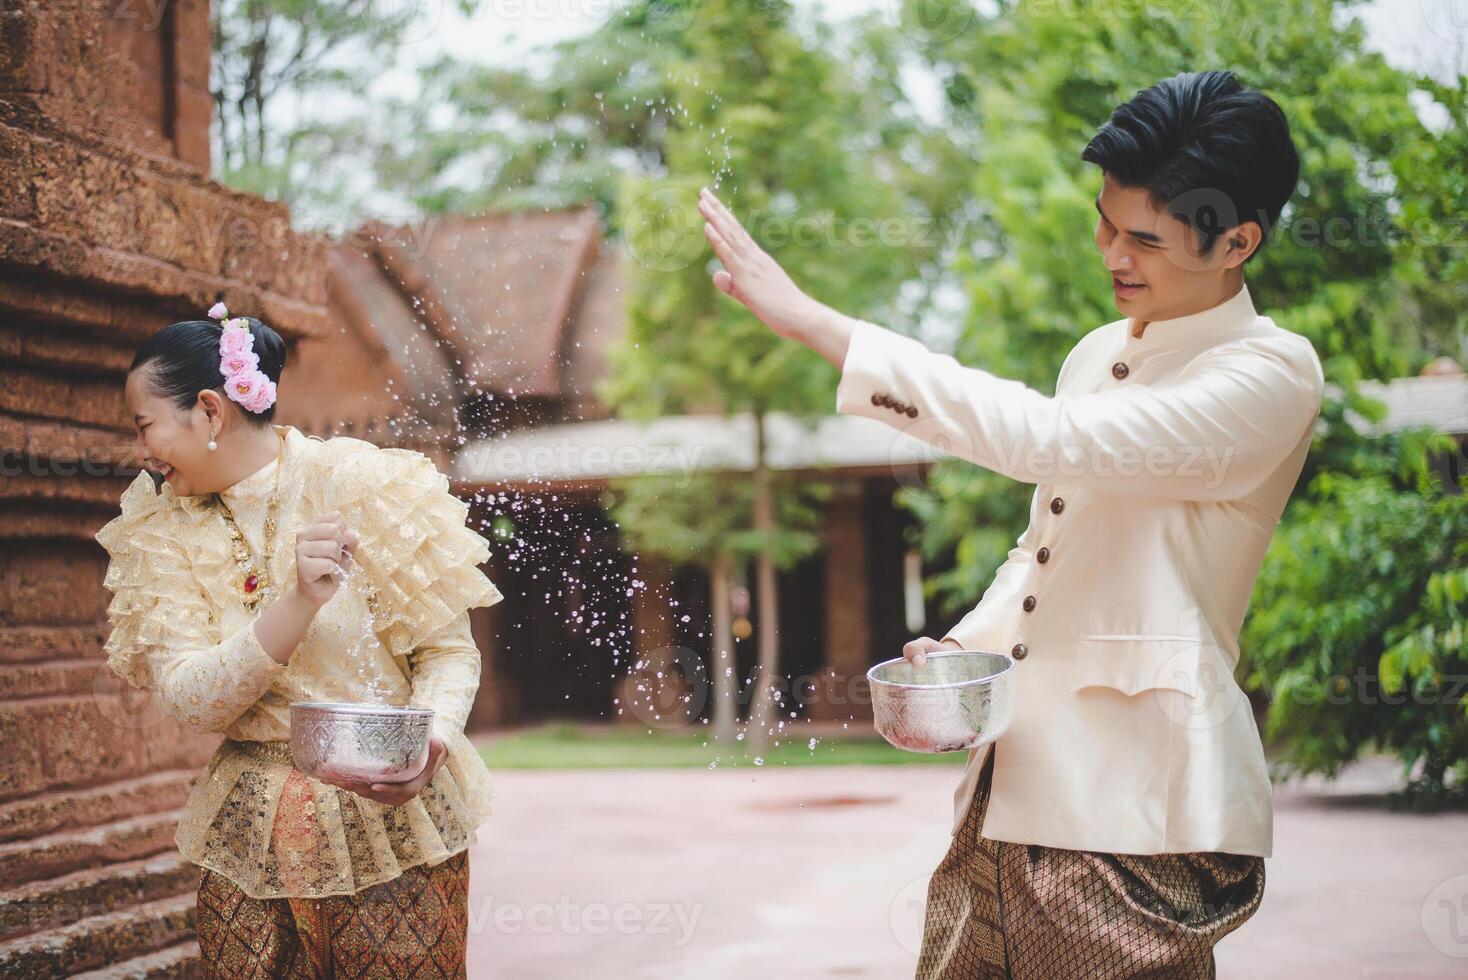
(334, 557), (393, 705)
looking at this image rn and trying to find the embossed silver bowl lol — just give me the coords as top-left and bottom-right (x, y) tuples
(289, 702), (434, 783)
(867, 651), (1015, 753)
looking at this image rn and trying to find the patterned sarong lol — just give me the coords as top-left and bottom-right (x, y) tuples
(196, 788), (470, 980)
(916, 747), (1264, 978)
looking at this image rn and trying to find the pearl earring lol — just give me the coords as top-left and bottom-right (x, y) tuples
(208, 431), (218, 451)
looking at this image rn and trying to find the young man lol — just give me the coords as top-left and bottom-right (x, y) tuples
(697, 70), (1322, 977)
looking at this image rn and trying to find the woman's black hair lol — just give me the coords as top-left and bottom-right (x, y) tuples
(1081, 70), (1300, 261)
(130, 317), (287, 425)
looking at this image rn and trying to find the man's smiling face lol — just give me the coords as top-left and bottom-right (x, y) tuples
(1093, 173), (1247, 325)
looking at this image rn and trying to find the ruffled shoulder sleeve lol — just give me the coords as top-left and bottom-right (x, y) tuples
(309, 438), (504, 658)
(94, 472), (198, 688)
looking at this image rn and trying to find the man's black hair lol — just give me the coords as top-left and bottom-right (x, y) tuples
(1082, 70), (1299, 261)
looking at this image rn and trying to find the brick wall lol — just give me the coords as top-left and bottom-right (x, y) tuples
(0, 2), (329, 975)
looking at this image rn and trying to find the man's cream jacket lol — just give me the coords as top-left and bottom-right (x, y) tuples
(835, 283), (1323, 857)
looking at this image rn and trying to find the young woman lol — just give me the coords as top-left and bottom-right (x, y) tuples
(96, 305), (503, 978)
(696, 70), (1322, 977)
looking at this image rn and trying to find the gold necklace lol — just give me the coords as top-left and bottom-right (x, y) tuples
(212, 430), (285, 609)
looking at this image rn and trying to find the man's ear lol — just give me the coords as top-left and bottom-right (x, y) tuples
(1223, 221), (1264, 268)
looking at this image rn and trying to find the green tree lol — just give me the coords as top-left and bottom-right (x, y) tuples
(1243, 431), (1467, 805)
(210, 0), (485, 221)
(608, 471), (829, 741)
(368, 0), (694, 218)
(603, 0), (923, 752)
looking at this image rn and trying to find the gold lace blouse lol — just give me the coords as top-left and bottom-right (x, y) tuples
(95, 424), (505, 899)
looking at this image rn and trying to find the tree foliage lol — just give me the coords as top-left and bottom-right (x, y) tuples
(211, 0), (485, 221)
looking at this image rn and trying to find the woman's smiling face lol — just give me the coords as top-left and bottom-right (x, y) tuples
(125, 368), (222, 496)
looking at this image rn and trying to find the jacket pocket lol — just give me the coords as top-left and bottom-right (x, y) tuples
(1070, 635), (1205, 698)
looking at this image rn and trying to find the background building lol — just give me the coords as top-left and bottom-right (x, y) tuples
(307, 209), (950, 729)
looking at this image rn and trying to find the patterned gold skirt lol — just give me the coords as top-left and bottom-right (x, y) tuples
(195, 767), (471, 979)
(916, 747), (1265, 979)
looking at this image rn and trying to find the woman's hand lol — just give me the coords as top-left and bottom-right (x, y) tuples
(697, 188), (854, 361)
(320, 736), (448, 807)
(256, 516), (358, 664)
(294, 512), (360, 608)
(903, 636), (965, 669)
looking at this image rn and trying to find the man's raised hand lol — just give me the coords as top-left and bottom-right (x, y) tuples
(697, 187), (824, 341)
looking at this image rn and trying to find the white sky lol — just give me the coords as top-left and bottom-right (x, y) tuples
(397, 0), (890, 61)
(396, 0), (1463, 77)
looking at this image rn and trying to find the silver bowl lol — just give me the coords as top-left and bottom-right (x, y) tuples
(867, 651), (1015, 753)
(290, 702), (434, 783)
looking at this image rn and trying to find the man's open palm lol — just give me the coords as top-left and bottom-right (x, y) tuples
(698, 187), (820, 339)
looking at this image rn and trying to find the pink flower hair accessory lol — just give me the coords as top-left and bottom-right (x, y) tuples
(207, 302), (277, 414)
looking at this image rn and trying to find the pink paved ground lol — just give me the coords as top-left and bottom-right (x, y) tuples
(463, 753), (1467, 978)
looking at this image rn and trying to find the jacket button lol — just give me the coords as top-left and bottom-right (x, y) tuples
(1011, 643), (1028, 660)
(1036, 547), (1050, 564)
(1049, 496), (1065, 514)
(1022, 595), (1036, 612)
(905, 406), (917, 418)
(1112, 361), (1129, 380)
(870, 393), (883, 406)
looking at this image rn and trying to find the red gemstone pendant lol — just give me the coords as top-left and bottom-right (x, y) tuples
(243, 574), (259, 594)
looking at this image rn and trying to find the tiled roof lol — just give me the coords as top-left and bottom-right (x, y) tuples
(452, 412), (938, 490)
(456, 375), (1468, 491)
(325, 246), (457, 412)
(372, 207), (605, 397)
(1349, 375), (1468, 436)
(326, 205), (624, 421)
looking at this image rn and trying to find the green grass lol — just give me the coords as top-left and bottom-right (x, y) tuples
(476, 722), (971, 770)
